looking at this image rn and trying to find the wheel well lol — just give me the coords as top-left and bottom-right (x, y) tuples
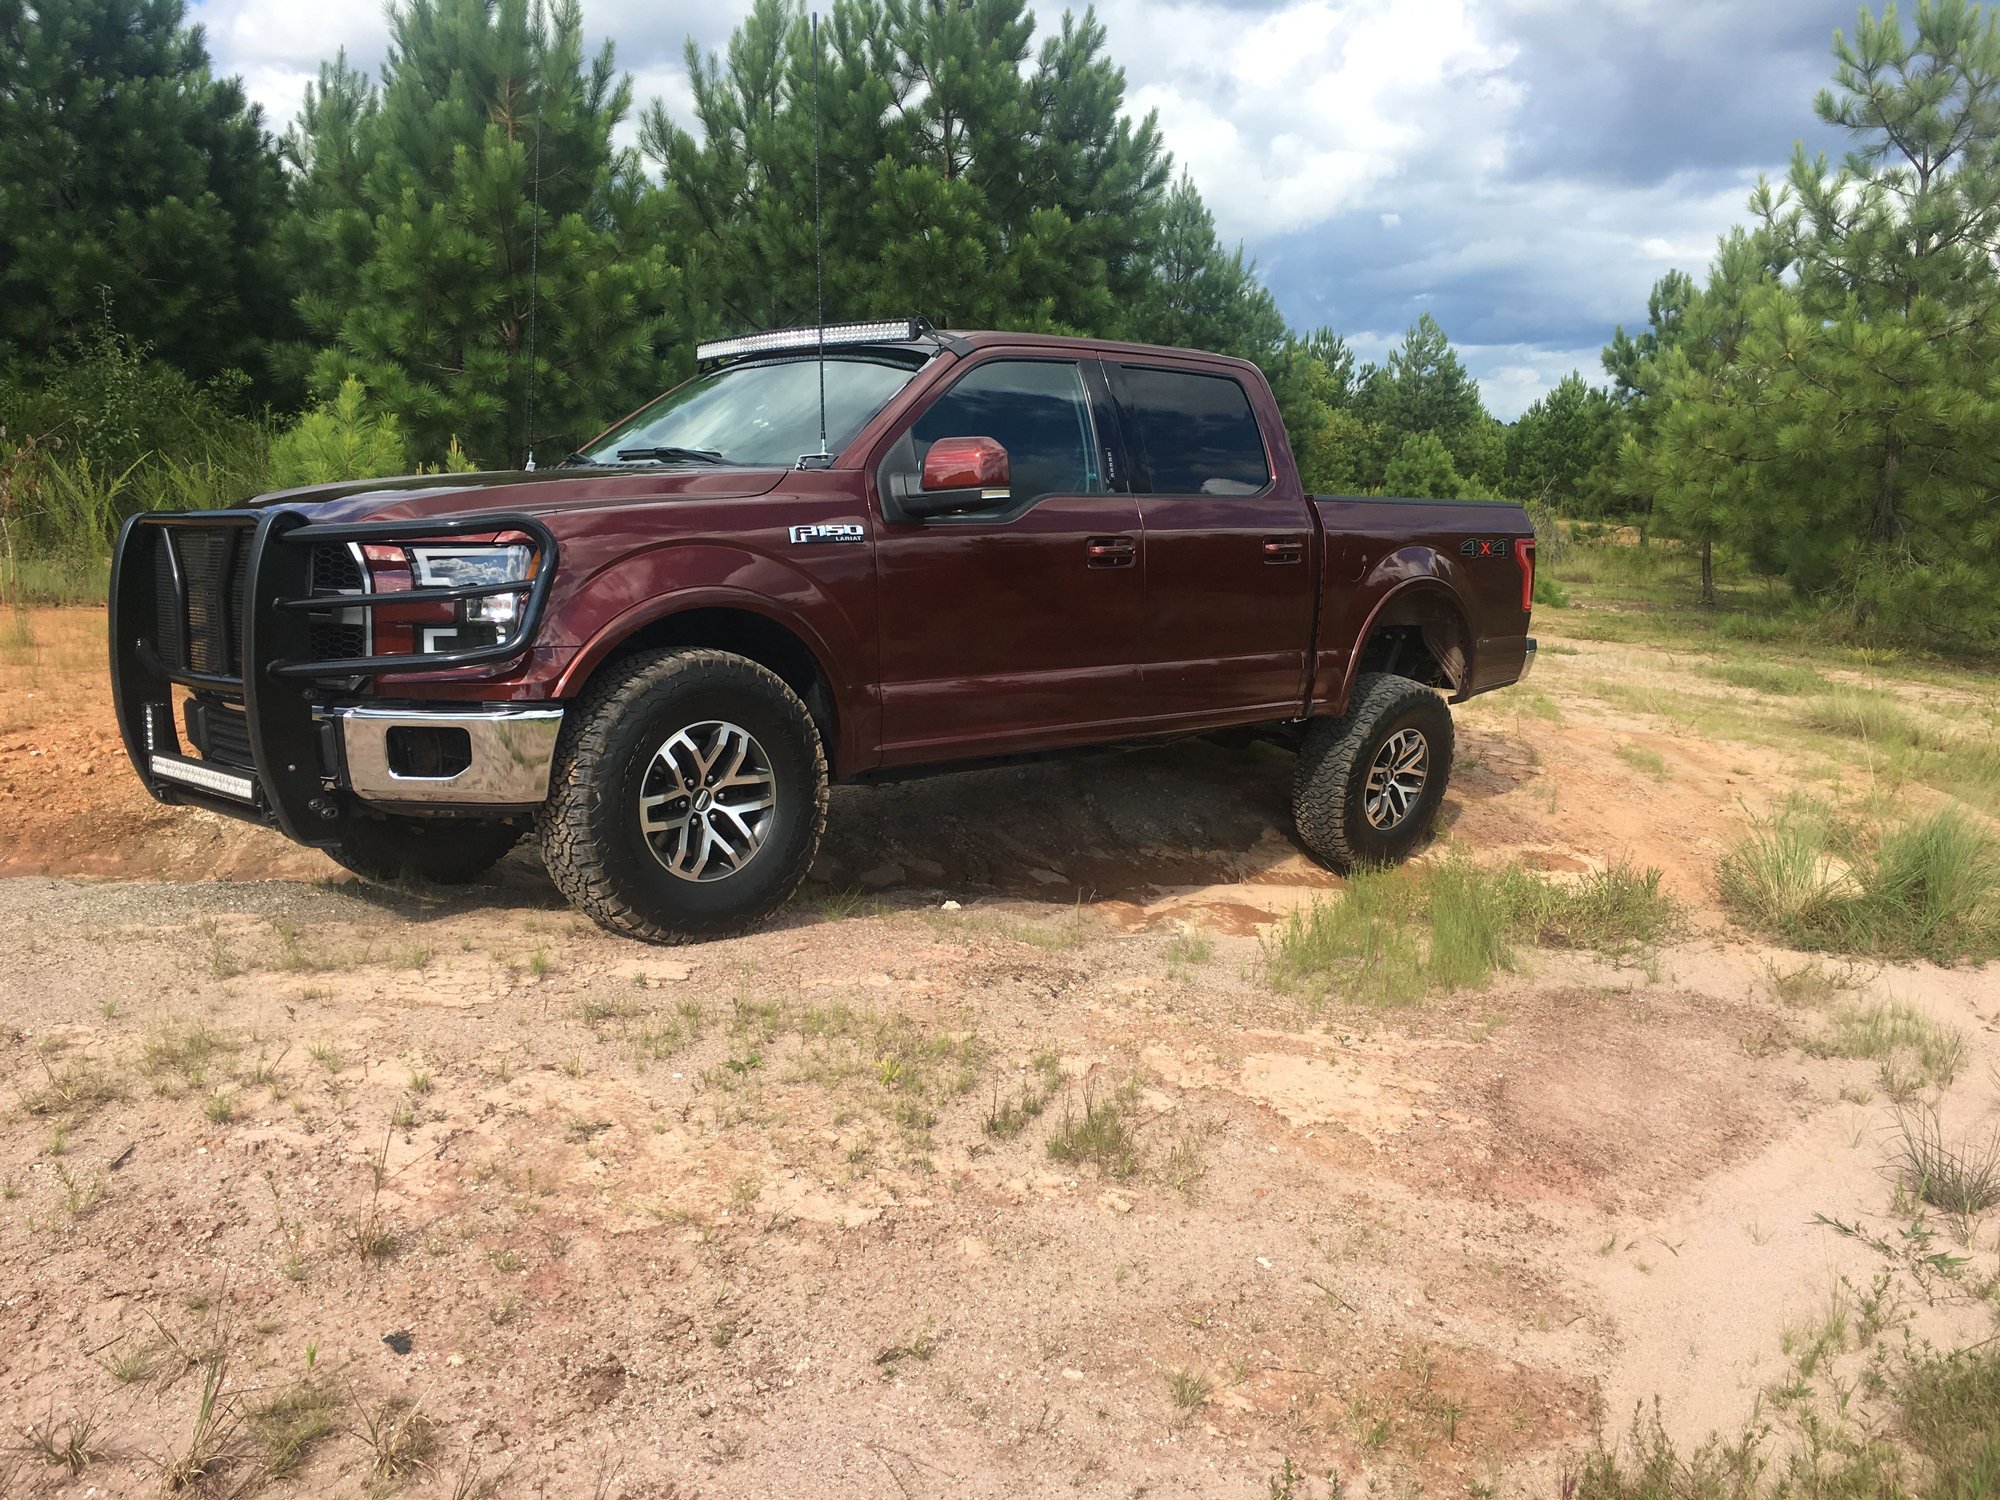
(1354, 591), (1470, 694)
(594, 608), (840, 766)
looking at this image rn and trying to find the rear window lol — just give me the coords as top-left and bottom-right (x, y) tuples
(1115, 366), (1270, 495)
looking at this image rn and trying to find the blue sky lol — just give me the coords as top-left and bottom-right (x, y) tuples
(191, 0), (1861, 418)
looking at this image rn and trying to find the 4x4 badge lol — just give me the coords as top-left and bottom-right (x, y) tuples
(790, 523), (865, 544)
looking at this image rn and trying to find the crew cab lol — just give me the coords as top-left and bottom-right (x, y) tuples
(109, 320), (1537, 941)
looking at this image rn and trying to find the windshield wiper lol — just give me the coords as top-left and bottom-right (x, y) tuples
(614, 446), (727, 465)
(558, 451), (598, 467)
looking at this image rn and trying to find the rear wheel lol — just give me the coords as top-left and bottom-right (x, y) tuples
(1293, 672), (1454, 870)
(327, 815), (522, 886)
(537, 649), (828, 943)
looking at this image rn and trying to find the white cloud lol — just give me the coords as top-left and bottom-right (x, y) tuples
(1112, 0), (1519, 237)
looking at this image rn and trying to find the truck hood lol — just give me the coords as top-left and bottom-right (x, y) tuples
(245, 465), (791, 524)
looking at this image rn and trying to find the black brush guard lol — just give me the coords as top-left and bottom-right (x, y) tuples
(109, 507), (557, 846)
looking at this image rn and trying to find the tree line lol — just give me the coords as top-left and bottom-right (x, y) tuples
(2, 0), (1997, 647)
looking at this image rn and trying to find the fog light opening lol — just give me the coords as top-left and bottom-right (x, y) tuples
(385, 725), (474, 779)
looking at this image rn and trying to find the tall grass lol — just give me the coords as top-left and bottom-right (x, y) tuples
(1266, 856), (1679, 1006)
(1719, 806), (2000, 962)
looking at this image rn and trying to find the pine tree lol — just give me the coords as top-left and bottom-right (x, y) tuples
(1128, 171), (1287, 362)
(0, 0), (291, 386)
(1383, 431), (1467, 500)
(1506, 372), (1622, 510)
(1635, 2), (2000, 637)
(1352, 314), (1491, 487)
(290, 0), (676, 466)
(1621, 232), (1780, 604)
(644, 0), (1170, 337)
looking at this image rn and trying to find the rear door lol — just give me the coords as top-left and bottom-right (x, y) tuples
(872, 355), (1149, 764)
(1109, 361), (1317, 725)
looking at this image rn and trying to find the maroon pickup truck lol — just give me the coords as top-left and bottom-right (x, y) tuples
(110, 321), (1536, 941)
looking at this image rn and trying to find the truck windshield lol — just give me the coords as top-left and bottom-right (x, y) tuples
(577, 356), (920, 468)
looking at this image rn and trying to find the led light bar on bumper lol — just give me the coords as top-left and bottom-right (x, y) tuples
(696, 319), (928, 363)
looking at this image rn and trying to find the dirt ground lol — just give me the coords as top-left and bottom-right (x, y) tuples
(2, 607), (1998, 1498)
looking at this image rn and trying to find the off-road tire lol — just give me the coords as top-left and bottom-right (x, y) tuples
(327, 815), (522, 886)
(1293, 672), (1454, 870)
(537, 648), (829, 943)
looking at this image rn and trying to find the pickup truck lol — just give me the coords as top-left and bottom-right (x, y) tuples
(109, 320), (1537, 942)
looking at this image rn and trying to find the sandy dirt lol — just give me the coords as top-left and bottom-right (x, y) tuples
(1, 608), (1998, 1498)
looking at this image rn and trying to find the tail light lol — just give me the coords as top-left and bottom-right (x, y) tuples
(1517, 539), (1536, 613)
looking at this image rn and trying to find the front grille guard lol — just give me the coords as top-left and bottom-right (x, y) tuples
(109, 507), (558, 845)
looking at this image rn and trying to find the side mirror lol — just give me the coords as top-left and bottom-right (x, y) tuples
(896, 436), (1011, 518)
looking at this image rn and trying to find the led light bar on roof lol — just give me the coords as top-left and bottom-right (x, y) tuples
(696, 319), (926, 363)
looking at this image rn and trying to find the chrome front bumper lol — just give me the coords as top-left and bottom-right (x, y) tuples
(326, 705), (564, 807)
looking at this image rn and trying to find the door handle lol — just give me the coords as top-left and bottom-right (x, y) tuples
(1086, 535), (1136, 568)
(1263, 536), (1305, 564)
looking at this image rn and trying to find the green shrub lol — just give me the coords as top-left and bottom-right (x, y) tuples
(268, 378), (408, 489)
(1533, 572), (1572, 608)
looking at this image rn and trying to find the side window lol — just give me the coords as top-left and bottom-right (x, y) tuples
(1115, 366), (1270, 496)
(910, 360), (1101, 504)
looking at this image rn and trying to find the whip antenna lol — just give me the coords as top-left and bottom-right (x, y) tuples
(524, 104), (543, 472)
(811, 11), (829, 463)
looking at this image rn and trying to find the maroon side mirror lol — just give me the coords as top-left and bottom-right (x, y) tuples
(920, 436), (1010, 498)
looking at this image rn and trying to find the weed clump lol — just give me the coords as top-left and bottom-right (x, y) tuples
(1266, 856), (1679, 1005)
(1720, 806), (1999, 962)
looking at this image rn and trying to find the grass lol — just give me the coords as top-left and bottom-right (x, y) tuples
(1801, 999), (1968, 1098)
(351, 1394), (433, 1482)
(1799, 687), (1935, 749)
(1892, 1105), (2000, 1217)
(1575, 1338), (2000, 1500)
(19, 1058), (123, 1120)
(17, 1411), (99, 1477)
(1719, 805), (2000, 962)
(245, 1381), (339, 1479)
(1266, 856), (1680, 1004)
(141, 1024), (238, 1093)
(1046, 1081), (1142, 1179)
(1702, 660), (1829, 696)
(1165, 1367), (1210, 1412)
(155, 1357), (240, 1492)
(986, 1049), (1065, 1138)
(1615, 744), (1669, 779)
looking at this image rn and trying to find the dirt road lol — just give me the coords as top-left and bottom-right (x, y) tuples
(2, 609), (1997, 1498)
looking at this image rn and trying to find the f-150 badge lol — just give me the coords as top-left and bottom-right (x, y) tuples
(790, 523), (865, 544)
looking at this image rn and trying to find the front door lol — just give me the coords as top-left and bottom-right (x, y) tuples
(1109, 361), (1317, 726)
(873, 356), (1149, 765)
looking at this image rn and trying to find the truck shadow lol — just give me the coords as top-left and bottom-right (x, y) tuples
(812, 735), (1321, 902)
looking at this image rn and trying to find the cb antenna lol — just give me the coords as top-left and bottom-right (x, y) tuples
(807, 10), (831, 466)
(524, 103), (543, 472)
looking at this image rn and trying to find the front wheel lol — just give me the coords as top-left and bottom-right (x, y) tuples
(537, 649), (828, 943)
(1292, 672), (1454, 870)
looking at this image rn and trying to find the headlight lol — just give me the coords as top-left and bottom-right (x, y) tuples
(408, 544), (536, 653)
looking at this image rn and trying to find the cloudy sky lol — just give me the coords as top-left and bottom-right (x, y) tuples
(190, 0), (1862, 418)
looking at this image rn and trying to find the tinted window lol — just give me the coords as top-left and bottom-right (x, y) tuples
(1116, 366), (1270, 495)
(911, 360), (1101, 503)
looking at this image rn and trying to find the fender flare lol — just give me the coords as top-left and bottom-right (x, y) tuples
(1333, 559), (1475, 710)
